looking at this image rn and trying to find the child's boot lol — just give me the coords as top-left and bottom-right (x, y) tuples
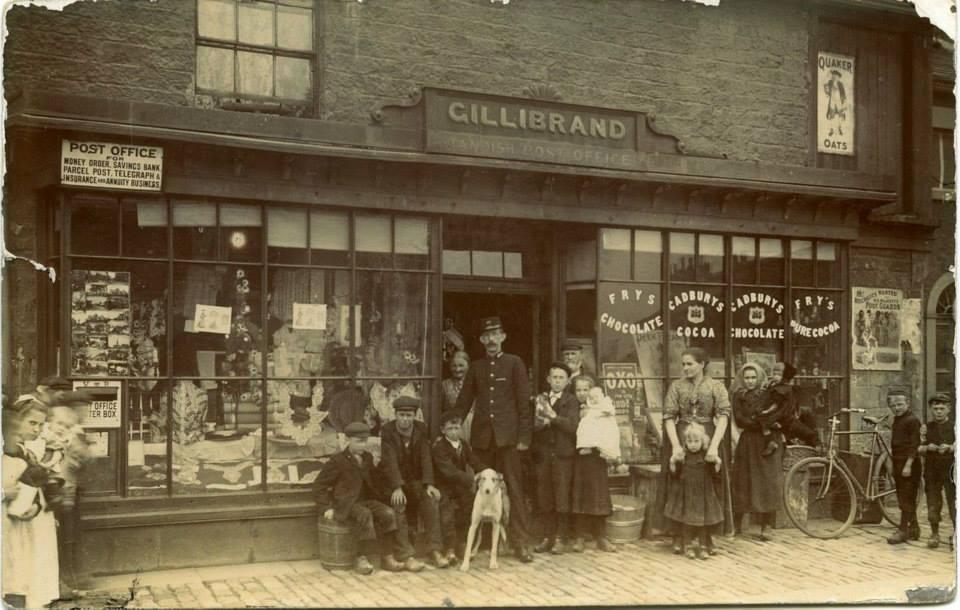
(354, 555), (375, 575)
(927, 533), (941, 549)
(909, 522), (921, 541)
(596, 536), (617, 552)
(571, 537), (584, 553)
(382, 554), (405, 572)
(888, 515), (909, 545)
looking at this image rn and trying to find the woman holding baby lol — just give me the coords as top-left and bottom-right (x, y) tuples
(654, 347), (734, 553)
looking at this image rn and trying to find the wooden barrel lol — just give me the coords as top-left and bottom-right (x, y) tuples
(317, 516), (355, 570)
(606, 494), (644, 543)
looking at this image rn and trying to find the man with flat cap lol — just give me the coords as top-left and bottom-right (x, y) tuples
(32, 375), (72, 408)
(379, 396), (444, 569)
(314, 422), (412, 575)
(561, 341), (592, 385)
(454, 316), (535, 562)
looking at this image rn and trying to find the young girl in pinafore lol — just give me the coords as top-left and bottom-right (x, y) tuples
(664, 422), (724, 559)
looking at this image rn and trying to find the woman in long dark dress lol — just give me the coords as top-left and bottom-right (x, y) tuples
(730, 362), (783, 540)
(654, 347), (733, 553)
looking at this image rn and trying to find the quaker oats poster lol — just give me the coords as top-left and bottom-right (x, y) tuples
(852, 287), (903, 371)
(817, 51), (855, 156)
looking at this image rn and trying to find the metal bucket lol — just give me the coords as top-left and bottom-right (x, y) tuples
(606, 494), (644, 543)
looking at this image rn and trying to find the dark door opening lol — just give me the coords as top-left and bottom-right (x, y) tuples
(442, 291), (539, 381)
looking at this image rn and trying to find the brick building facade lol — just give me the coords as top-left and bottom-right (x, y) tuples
(2, 0), (954, 580)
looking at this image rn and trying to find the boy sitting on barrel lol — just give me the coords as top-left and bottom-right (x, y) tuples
(313, 422), (415, 575)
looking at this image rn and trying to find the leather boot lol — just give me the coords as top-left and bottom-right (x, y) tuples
(354, 555), (375, 575)
(382, 555), (405, 572)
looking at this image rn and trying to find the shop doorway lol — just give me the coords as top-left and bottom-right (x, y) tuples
(442, 291), (541, 382)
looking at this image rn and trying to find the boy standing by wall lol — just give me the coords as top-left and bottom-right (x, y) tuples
(920, 392), (955, 549)
(886, 388), (922, 545)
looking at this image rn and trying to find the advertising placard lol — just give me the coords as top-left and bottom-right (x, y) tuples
(852, 287), (902, 370)
(61, 140), (163, 191)
(817, 52), (855, 156)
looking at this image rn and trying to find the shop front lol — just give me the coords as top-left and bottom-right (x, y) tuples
(6, 86), (895, 578)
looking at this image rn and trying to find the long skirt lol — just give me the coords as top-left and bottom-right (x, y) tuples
(3, 509), (60, 609)
(572, 453), (612, 517)
(653, 420), (733, 536)
(731, 428), (783, 515)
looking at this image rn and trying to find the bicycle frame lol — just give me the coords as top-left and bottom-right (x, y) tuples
(819, 411), (897, 503)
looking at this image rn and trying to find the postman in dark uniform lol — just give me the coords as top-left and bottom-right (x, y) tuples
(454, 316), (535, 562)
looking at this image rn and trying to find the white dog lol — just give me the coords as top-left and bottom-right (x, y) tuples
(460, 468), (510, 571)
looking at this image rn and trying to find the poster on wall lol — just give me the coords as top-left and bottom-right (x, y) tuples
(601, 363), (643, 417)
(817, 51), (855, 156)
(71, 270), (131, 377)
(852, 287), (902, 370)
(901, 298), (923, 355)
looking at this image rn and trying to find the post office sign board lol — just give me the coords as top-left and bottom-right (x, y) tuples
(61, 140), (163, 191)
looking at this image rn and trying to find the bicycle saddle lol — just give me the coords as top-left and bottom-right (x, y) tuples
(862, 415), (883, 425)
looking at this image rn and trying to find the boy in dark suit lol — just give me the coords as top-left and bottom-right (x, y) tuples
(379, 396), (443, 569)
(920, 392), (955, 549)
(433, 410), (486, 562)
(313, 422), (409, 575)
(532, 362), (581, 554)
(886, 387), (923, 544)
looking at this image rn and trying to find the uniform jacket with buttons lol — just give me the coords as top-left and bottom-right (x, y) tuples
(313, 448), (380, 523)
(454, 352), (532, 450)
(379, 419), (434, 490)
(532, 390), (581, 460)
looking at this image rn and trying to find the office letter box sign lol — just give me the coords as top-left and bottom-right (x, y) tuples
(61, 140), (163, 191)
(373, 88), (689, 171)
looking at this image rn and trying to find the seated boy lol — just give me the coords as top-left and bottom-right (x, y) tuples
(432, 410), (486, 562)
(313, 422), (409, 575)
(920, 392), (955, 549)
(379, 396), (441, 569)
(886, 387), (923, 544)
(757, 362), (797, 456)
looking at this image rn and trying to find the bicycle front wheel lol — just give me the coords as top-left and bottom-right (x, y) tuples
(783, 456), (857, 539)
(873, 457), (900, 527)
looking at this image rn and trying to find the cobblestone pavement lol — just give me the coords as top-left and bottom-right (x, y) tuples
(65, 523), (955, 608)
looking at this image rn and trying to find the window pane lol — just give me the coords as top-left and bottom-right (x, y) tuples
(791, 240), (814, 286)
(698, 234), (724, 282)
(268, 269), (350, 377)
(394, 216), (430, 270)
(633, 230), (662, 281)
(442, 250), (470, 275)
(173, 201), (217, 260)
(267, 207), (307, 264)
(128, 385), (168, 497)
(816, 242), (840, 288)
(220, 204), (262, 263)
(275, 56), (312, 101)
(667, 285), (726, 379)
(171, 381), (262, 496)
(732, 236), (755, 284)
(355, 214), (392, 267)
(731, 287), (785, 377)
(198, 0), (235, 41)
(238, 2), (275, 47)
(172, 263), (263, 377)
(277, 5), (313, 51)
(123, 200), (168, 258)
(758, 238), (784, 285)
(792, 289), (842, 375)
(599, 282), (663, 374)
(471, 251), (503, 277)
(357, 272), (430, 376)
(565, 287), (596, 338)
(197, 45), (235, 93)
(599, 228), (630, 280)
(564, 238), (596, 282)
(71, 199), (119, 255)
(669, 233), (695, 281)
(238, 51), (273, 97)
(310, 210), (350, 265)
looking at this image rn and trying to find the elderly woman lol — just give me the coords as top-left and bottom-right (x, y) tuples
(442, 350), (473, 440)
(654, 347), (733, 552)
(731, 363), (783, 541)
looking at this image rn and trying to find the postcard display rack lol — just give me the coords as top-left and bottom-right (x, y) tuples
(70, 268), (346, 494)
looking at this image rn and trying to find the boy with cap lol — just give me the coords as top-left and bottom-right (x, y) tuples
(313, 422), (411, 575)
(532, 362), (581, 554)
(887, 387), (923, 544)
(432, 410), (486, 562)
(920, 392), (955, 549)
(379, 396), (443, 569)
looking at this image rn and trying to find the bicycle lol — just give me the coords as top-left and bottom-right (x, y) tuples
(782, 408), (899, 539)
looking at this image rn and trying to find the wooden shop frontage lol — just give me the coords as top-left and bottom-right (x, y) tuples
(4, 83), (906, 578)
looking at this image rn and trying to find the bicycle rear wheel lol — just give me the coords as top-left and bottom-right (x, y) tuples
(783, 456), (857, 539)
(873, 457), (900, 527)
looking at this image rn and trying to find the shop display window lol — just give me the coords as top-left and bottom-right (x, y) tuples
(61, 196), (437, 498)
(816, 242), (841, 288)
(667, 285), (727, 380)
(442, 216), (548, 281)
(70, 198), (120, 256)
(564, 237), (596, 283)
(791, 240), (815, 286)
(731, 287), (786, 377)
(668, 232), (695, 281)
(758, 238), (785, 285)
(599, 228), (630, 280)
